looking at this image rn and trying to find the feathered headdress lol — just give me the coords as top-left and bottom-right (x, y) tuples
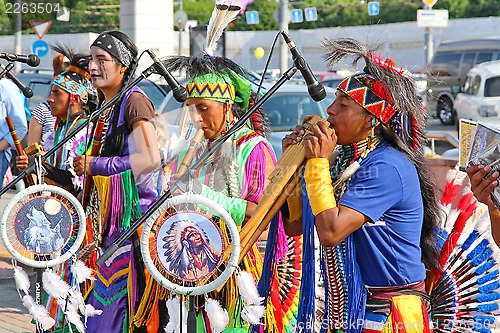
(51, 44), (98, 114)
(322, 38), (424, 152)
(162, 56), (269, 136)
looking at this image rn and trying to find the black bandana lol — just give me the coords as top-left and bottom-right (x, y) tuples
(91, 32), (133, 67)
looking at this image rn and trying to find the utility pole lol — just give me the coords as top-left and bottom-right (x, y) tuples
(422, 0), (437, 67)
(178, 0), (183, 55)
(14, 0), (22, 73)
(279, 0), (289, 75)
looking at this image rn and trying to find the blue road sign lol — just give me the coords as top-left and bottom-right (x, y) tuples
(246, 11), (259, 25)
(291, 9), (303, 23)
(304, 7), (318, 21)
(368, 2), (380, 16)
(32, 39), (49, 57)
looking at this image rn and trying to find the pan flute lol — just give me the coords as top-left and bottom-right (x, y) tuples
(221, 114), (333, 264)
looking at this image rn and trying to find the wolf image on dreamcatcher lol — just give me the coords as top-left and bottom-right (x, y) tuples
(1, 184), (86, 268)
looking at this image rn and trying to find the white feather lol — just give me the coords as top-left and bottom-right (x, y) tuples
(205, 298), (229, 333)
(72, 260), (95, 283)
(241, 304), (265, 325)
(79, 303), (103, 318)
(165, 298), (180, 333)
(22, 295), (56, 330)
(42, 269), (70, 299)
(205, 0), (241, 55)
(14, 266), (31, 295)
(236, 270), (264, 305)
(65, 310), (86, 333)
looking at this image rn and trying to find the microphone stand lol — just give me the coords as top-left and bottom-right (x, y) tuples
(0, 63), (159, 197)
(96, 65), (298, 266)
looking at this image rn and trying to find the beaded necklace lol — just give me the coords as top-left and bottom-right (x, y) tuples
(331, 135), (381, 195)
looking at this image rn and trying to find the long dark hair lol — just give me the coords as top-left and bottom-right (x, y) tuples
(99, 30), (139, 157)
(323, 37), (441, 270)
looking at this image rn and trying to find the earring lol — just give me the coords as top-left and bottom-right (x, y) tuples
(370, 118), (376, 139)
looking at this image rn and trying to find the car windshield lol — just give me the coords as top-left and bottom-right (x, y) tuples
(265, 92), (335, 131)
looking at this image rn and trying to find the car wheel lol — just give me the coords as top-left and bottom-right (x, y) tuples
(438, 98), (455, 125)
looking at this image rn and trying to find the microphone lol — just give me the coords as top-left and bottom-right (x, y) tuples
(0, 53), (40, 67)
(281, 31), (326, 102)
(145, 49), (187, 103)
(0, 64), (34, 98)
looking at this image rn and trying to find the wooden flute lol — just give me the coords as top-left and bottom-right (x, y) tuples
(5, 116), (35, 186)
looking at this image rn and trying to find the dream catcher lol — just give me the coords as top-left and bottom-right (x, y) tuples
(1, 183), (100, 332)
(429, 168), (500, 332)
(1, 184), (85, 268)
(141, 192), (240, 296)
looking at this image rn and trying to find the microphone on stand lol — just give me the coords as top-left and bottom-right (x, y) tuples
(0, 53), (40, 67)
(281, 31), (326, 102)
(0, 64), (34, 98)
(145, 49), (187, 103)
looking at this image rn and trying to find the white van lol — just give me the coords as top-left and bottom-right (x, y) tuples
(426, 37), (500, 125)
(453, 60), (500, 127)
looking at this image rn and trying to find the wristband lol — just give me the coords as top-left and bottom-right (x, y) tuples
(287, 181), (302, 221)
(200, 184), (247, 226)
(304, 158), (337, 216)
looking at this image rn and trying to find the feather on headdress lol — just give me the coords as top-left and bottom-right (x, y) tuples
(322, 38), (424, 151)
(205, 1), (242, 55)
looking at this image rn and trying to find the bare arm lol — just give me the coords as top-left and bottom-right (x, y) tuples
(466, 164), (500, 246)
(28, 118), (43, 145)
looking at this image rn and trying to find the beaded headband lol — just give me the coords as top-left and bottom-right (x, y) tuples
(337, 73), (397, 125)
(53, 72), (89, 103)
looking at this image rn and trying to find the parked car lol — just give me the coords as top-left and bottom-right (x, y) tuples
(453, 60), (500, 128)
(426, 37), (500, 125)
(16, 70), (167, 111)
(157, 83), (336, 158)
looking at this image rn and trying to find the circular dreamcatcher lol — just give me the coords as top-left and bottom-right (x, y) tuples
(0, 184), (86, 268)
(140, 192), (240, 296)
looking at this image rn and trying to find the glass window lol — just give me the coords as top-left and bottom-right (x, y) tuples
(484, 77), (500, 97)
(476, 52), (493, 65)
(28, 82), (51, 110)
(459, 52), (475, 76)
(463, 75), (481, 96)
(430, 53), (461, 77)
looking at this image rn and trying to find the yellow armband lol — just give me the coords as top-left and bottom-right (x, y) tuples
(286, 181), (302, 221)
(304, 158), (337, 216)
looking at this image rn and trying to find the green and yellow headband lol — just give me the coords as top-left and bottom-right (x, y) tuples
(186, 69), (252, 110)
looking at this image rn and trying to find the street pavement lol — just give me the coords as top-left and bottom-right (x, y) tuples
(0, 189), (36, 333)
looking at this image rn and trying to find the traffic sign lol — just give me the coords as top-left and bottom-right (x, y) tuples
(422, 0), (438, 8)
(29, 20), (51, 39)
(304, 7), (318, 22)
(291, 9), (303, 23)
(417, 9), (448, 27)
(32, 40), (49, 57)
(246, 11), (259, 25)
(368, 2), (380, 16)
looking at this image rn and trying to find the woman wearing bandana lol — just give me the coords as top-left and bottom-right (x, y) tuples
(282, 38), (440, 333)
(73, 31), (160, 333)
(16, 45), (96, 196)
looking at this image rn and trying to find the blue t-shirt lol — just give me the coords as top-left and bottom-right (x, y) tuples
(339, 142), (426, 287)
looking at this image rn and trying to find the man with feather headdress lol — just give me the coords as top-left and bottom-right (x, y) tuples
(282, 38), (441, 333)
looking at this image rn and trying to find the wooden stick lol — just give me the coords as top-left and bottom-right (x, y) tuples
(6, 116), (35, 185)
(176, 129), (205, 177)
